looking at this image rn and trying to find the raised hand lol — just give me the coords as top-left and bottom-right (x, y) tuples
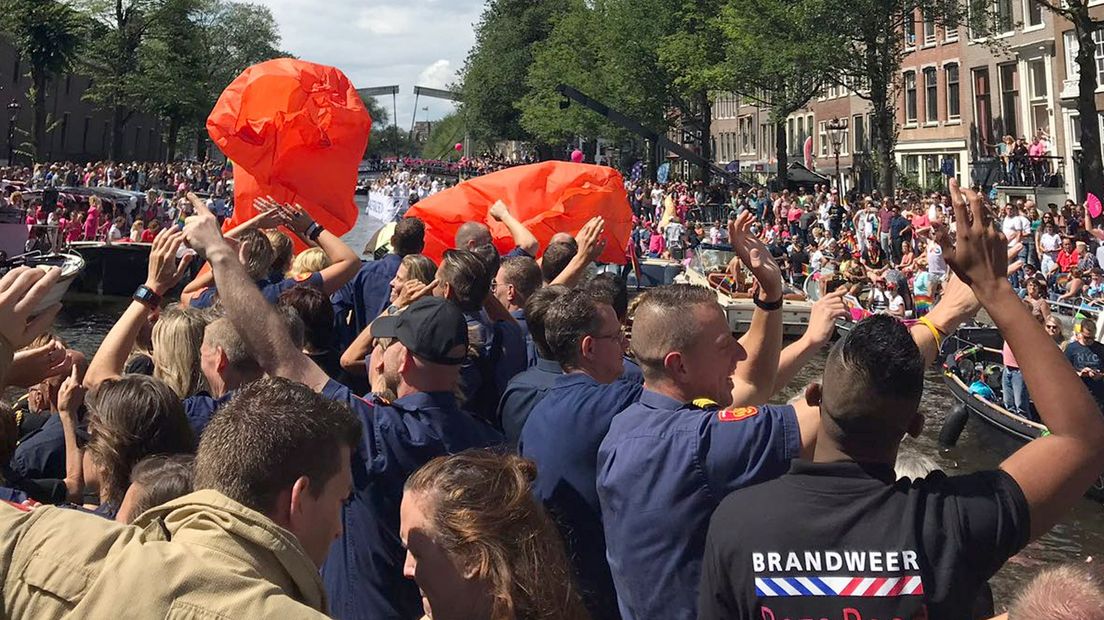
(575, 216), (607, 262)
(57, 363), (86, 417)
(729, 211), (783, 300)
(253, 196), (292, 229)
(146, 229), (194, 296)
(276, 202), (315, 237)
(805, 288), (849, 347)
(394, 278), (439, 309)
(7, 339), (73, 388)
(943, 178), (1008, 297)
(488, 200), (510, 222)
(0, 267), (63, 349)
(182, 193), (227, 256)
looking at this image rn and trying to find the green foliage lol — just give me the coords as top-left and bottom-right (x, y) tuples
(194, 0), (284, 110)
(423, 113), (467, 160)
(2, 0), (84, 81)
(138, 0), (206, 136)
(457, 0), (572, 143)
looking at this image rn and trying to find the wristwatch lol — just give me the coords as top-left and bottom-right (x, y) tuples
(753, 293), (784, 311)
(133, 284), (162, 309)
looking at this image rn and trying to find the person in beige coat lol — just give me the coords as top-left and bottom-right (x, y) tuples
(0, 376), (361, 618)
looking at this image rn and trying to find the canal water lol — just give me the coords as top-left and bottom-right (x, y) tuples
(53, 199), (1100, 610)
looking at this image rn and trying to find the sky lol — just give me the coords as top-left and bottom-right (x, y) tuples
(263, 0), (485, 127)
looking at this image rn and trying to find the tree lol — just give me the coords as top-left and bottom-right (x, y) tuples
(817, 0), (968, 194)
(2, 0), (83, 162)
(77, 0), (165, 161)
(717, 0), (835, 187)
(423, 112), (467, 159)
(138, 0), (205, 161)
(1031, 0), (1104, 202)
(457, 0), (572, 147)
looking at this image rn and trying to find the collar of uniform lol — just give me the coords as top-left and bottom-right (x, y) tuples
(382, 253), (402, 266)
(788, 459), (897, 484)
(536, 357), (563, 373)
(555, 372), (600, 388)
(638, 388), (685, 410)
(392, 391), (458, 411)
(510, 308), (526, 321)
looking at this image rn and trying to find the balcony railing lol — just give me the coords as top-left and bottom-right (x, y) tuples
(969, 155), (1065, 189)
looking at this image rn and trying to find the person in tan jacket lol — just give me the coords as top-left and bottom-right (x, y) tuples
(0, 376), (361, 618)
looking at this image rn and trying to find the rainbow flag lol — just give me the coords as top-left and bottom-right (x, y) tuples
(913, 295), (933, 317)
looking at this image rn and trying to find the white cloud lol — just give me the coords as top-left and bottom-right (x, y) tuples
(260, 0), (483, 125)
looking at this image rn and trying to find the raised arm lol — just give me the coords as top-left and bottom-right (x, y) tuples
(182, 199), (330, 392)
(948, 179), (1104, 542)
(0, 267), (63, 389)
(729, 212), (784, 407)
(490, 200), (539, 257)
(551, 216), (607, 288)
(772, 289), (848, 394)
(339, 278), (438, 375)
(57, 364), (86, 504)
(181, 204), (283, 297)
(85, 230), (192, 392)
(267, 200), (360, 295)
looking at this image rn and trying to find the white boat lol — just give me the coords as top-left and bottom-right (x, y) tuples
(4, 252), (86, 308)
(681, 245), (813, 337)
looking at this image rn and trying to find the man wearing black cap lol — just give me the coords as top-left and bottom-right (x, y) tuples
(182, 201), (503, 620)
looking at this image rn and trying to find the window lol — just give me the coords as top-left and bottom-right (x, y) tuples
(1028, 58), (1049, 135)
(946, 63), (961, 120)
(973, 68), (993, 147)
(998, 63), (1019, 139)
(853, 114), (866, 152)
(904, 71), (918, 124)
(1025, 0), (1043, 28)
(996, 0), (1014, 33)
(924, 14), (937, 44)
(1063, 30), (1104, 89)
(903, 155), (921, 183)
(924, 67), (939, 122)
(64, 75), (71, 95)
(81, 117), (90, 152)
(788, 118), (797, 155)
(945, 22), (960, 42)
(11, 57), (19, 84)
(819, 121), (829, 157)
(59, 113), (69, 151)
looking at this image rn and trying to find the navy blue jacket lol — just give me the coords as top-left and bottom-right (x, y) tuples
(498, 357), (563, 445)
(332, 254), (402, 351)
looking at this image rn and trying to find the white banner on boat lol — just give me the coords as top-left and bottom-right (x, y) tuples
(365, 191), (400, 222)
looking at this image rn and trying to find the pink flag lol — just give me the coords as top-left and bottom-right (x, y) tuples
(1088, 193), (1103, 219)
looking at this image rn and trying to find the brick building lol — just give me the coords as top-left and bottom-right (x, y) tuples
(0, 38), (166, 165)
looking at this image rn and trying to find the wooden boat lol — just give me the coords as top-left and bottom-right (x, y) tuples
(682, 245), (813, 337)
(939, 332), (1104, 502)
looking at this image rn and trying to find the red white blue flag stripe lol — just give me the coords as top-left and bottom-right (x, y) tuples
(755, 576), (924, 598)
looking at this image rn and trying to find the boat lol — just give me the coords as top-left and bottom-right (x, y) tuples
(68, 241), (154, 297)
(939, 332), (1104, 502)
(681, 244), (813, 337)
(0, 252), (85, 308)
(595, 257), (684, 290)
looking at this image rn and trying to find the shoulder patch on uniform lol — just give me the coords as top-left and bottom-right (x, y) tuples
(718, 406), (759, 422)
(692, 398), (719, 409)
(294, 272), (312, 282)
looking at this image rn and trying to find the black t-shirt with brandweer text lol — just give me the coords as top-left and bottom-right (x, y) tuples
(699, 460), (1029, 620)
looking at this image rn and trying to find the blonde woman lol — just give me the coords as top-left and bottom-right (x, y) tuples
(288, 247), (331, 280)
(151, 304), (209, 399)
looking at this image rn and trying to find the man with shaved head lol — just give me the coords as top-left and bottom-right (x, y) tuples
(455, 199), (539, 258)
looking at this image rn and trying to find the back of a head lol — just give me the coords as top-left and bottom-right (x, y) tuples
(152, 304), (209, 399)
(238, 229), (275, 281)
(193, 377), (362, 516)
(265, 229), (294, 275)
(289, 247), (331, 278)
(822, 315), (925, 447)
(122, 454), (196, 523)
(630, 284), (718, 382)
(87, 375), (196, 506)
(392, 217), (426, 256)
(204, 317), (262, 377)
(439, 249), (491, 313)
(524, 285), (568, 360)
(1009, 564), (1104, 620)
(472, 243), (501, 280)
(541, 240), (579, 283)
(500, 256), (542, 302)
(455, 221), (492, 250)
(278, 285), (334, 352)
(545, 289), (603, 369)
(405, 451), (589, 620)
(586, 272), (629, 322)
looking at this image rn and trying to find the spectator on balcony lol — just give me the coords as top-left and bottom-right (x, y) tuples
(1011, 137), (1030, 185)
(1029, 133), (1050, 185)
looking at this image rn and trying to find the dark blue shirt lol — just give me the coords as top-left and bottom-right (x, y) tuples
(520, 374), (643, 619)
(498, 357), (563, 446)
(511, 308), (538, 368)
(10, 415), (68, 481)
(620, 357), (644, 385)
(321, 380), (504, 620)
(183, 391), (235, 437)
(1065, 339), (1104, 402)
(596, 389), (801, 620)
(190, 272), (324, 308)
(458, 312), (527, 425)
(332, 254), (402, 351)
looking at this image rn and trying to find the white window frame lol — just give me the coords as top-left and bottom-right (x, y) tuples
(944, 60), (961, 122)
(1022, 0), (1044, 31)
(944, 22), (960, 42)
(903, 70), (918, 126)
(923, 64), (940, 125)
(923, 13), (938, 46)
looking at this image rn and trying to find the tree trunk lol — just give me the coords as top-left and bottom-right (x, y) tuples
(166, 116), (180, 163)
(698, 90), (712, 185)
(775, 118), (789, 189)
(1076, 13), (1104, 205)
(31, 69), (46, 164)
(871, 98), (896, 196)
(110, 105), (125, 161)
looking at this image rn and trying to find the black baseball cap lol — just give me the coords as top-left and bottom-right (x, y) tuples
(371, 297), (469, 365)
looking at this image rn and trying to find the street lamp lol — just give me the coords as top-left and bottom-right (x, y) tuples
(6, 100), (20, 168)
(826, 117), (848, 194)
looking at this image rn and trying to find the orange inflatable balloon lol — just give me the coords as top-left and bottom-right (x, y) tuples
(406, 161), (633, 264)
(207, 58), (372, 244)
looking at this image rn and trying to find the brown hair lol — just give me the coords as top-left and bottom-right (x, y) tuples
(401, 253), (437, 285)
(499, 256), (542, 302)
(125, 454), (195, 522)
(238, 229), (275, 281)
(86, 375), (196, 507)
(265, 229), (294, 275)
(193, 377), (361, 515)
(438, 249), (491, 313)
(405, 451), (590, 620)
(629, 284), (719, 382)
